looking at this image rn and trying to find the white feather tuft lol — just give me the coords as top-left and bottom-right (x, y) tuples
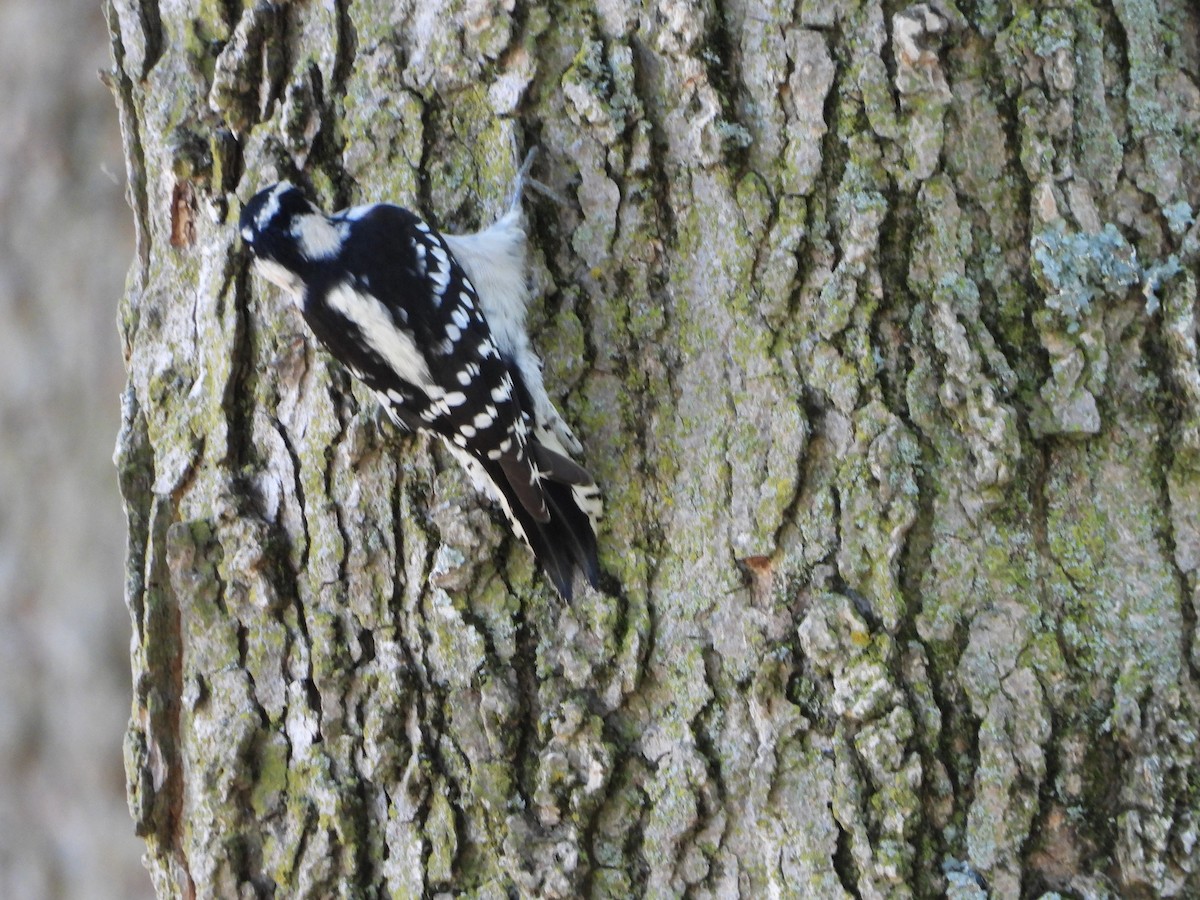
(444, 211), (582, 456)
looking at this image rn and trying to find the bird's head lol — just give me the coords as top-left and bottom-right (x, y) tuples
(240, 182), (342, 296)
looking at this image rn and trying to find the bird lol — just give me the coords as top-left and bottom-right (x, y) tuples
(238, 163), (601, 599)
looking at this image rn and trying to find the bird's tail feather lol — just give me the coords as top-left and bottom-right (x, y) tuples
(530, 441), (593, 487)
(488, 454), (600, 601)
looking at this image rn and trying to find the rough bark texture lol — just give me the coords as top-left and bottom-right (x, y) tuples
(110, 0), (1200, 897)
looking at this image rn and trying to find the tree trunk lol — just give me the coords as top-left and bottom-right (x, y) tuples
(109, 0), (1200, 896)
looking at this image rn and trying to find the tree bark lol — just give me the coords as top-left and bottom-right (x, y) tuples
(109, 0), (1200, 896)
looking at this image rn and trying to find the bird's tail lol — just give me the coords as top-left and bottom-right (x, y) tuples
(489, 442), (601, 600)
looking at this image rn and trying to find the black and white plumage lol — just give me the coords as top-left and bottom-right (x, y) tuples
(239, 173), (601, 599)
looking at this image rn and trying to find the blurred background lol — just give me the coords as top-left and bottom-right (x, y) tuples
(0, 1), (153, 897)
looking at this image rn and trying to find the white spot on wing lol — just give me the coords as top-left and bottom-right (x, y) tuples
(429, 266), (450, 297)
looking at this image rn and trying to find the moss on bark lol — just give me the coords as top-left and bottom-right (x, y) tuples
(111, 0), (1200, 896)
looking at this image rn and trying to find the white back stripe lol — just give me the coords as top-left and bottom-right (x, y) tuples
(326, 283), (431, 387)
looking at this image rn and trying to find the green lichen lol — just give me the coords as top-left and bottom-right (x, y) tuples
(1072, 4), (1122, 193)
(1045, 433), (1184, 715)
(561, 37), (635, 143)
(252, 737), (290, 816)
(426, 788), (458, 884)
(340, 63), (425, 200)
(418, 83), (518, 224)
(182, 0), (232, 81)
